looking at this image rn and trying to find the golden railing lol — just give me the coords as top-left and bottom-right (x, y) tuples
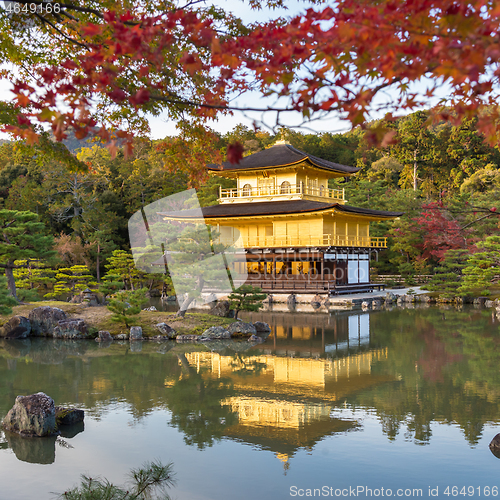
(219, 184), (345, 201)
(218, 234), (387, 248)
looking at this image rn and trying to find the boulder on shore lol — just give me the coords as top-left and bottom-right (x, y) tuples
(200, 326), (231, 340)
(227, 322), (257, 337)
(129, 326), (143, 340)
(53, 319), (89, 339)
(209, 300), (233, 318)
(253, 321), (271, 334)
(0, 316), (31, 339)
(96, 330), (112, 342)
(2, 392), (57, 437)
(154, 322), (176, 338)
(29, 307), (67, 336)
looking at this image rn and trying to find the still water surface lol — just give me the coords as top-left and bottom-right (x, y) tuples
(1, 306), (500, 499)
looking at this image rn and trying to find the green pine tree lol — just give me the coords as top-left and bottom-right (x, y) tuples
(425, 249), (471, 298)
(459, 236), (500, 296)
(0, 275), (18, 315)
(107, 288), (148, 329)
(99, 273), (125, 296)
(227, 285), (267, 320)
(105, 250), (145, 290)
(13, 259), (57, 302)
(44, 265), (96, 300)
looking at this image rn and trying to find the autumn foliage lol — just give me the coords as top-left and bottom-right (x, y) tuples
(3, 0), (500, 167)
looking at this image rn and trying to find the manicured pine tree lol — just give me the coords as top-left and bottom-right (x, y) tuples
(459, 236), (500, 296)
(44, 265), (96, 300)
(425, 249), (471, 298)
(227, 285), (267, 320)
(13, 259), (57, 302)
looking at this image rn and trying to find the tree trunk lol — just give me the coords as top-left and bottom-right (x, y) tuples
(5, 264), (18, 301)
(96, 242), (101, 283)
(413, 149), (418, 191)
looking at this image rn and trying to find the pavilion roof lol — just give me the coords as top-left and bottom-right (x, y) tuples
(158, 200), (404, 220)
(207, 143), (359, 175)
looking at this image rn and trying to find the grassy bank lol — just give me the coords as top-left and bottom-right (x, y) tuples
(4, 301), (236, 337)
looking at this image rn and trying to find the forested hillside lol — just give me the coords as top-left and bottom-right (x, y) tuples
(1, 109), (499, 283)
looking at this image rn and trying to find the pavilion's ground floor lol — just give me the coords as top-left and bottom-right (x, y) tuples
(228, 246), (382, 294)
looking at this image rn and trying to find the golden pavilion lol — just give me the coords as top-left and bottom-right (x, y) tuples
(162, 142), (402, 294)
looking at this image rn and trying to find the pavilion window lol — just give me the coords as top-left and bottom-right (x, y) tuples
(280, 181), (291, 194)
(242, 184), (252, 197)
(258, 176), (275, 195)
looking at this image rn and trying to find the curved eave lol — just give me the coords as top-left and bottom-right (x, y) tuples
(158, 202), (403, 223)
(208, 160), (358, 178)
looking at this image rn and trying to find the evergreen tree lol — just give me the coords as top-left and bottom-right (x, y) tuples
(425, 249), (471, 298)
(44, 265), (96, 300)
(228, 285), (267, 320)
(105, 250), (145, 290)
(107, 289), (148, 329)
(0, 276), (18, 315)
(0, 210), (55, 300)
(58, 460), (175, 500)
(459, 236), (500, 296)
(13, 259), (57, 302)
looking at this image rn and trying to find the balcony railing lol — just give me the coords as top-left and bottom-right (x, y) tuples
(219, 184), (345, 201)
(217, 234), (387, 249)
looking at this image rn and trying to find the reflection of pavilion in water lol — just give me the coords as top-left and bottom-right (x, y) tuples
(181, 311), (392, 467)
(242, 310), (373, 357)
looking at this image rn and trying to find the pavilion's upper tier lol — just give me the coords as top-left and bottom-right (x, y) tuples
(208, 143), (359, 205)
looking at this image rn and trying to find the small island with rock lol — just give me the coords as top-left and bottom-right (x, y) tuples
(2, 392), (84, 438)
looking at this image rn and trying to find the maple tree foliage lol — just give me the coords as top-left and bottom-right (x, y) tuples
(2, 0), (500, 168)
(413, 203), (470, 262)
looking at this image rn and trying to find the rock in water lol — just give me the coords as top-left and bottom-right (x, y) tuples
(0, 316), (31, 339)
(2, 392), (57, 437)
(28, 307), (67, 336)
(489, 434), (500, 458)
(55, 406), (84, 426)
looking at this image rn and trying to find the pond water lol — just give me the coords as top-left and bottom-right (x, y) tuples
(1, 306), (500, 499)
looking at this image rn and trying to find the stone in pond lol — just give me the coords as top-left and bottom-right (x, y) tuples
(2, 392), (57, 437)
(96, 330), (112, 342)
(489, 433), (500, 459)
(55, 406), (85, 426)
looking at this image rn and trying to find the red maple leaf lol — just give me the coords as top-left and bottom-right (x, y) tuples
(227, 142), (244, 164)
